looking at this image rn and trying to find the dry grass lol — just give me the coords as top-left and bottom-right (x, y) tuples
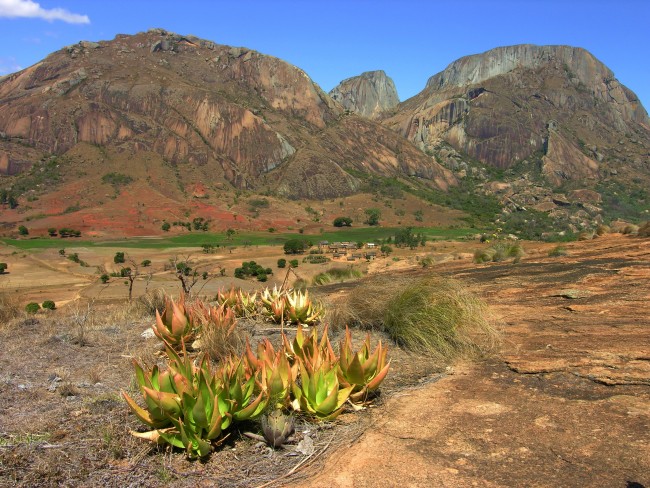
(637, 221), (650, 237)
(199, 319), (247, 362)
(333, 274), (500, 359)
(0, 290), (22, 325)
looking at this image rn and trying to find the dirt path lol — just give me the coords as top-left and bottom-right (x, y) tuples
(299, 235), (650, 487)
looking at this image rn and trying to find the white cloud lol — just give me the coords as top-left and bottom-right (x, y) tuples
(0, 0), (90, 24)
(0, 57), (23, 75)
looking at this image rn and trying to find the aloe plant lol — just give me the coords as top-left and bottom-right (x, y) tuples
(283, 324), (336, 375)
(217, 358), (268, 421)
(151, 293), (198, 347)
(262, 409), (295, 448)
(285, 289), (322, 326)
(337, 327), (390, 403)
(261, 286), (286, 323)
(291, 359), (352, 421)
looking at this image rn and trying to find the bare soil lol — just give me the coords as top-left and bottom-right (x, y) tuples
(0, 234), (648, 487)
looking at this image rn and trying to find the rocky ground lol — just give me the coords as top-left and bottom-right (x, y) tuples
(0, 234), (647, 487)
(302, 234), (650, 487)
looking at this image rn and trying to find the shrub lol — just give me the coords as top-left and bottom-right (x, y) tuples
(161, 222), (171, 232)
(25, 302), (40, 314)
(100, 273), (110, 283)
(277, 258), (286, 268)
(18, 225), (28, 236)
(339, 275), (499, 359)
(42, 300), (56, 310)
(114, 252), (125, 264)
(595, 224), (610, 236)
(47, 228), (57, 237)
(364, 208), (381, 226)
(141, 259), (152, 267)
(284, 239), (307, 254)
(333, 216), (352, 227)
(289, 259), (299, 268)
(0, 263), (6, 274)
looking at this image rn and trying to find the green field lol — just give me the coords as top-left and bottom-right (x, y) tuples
(1, 226), (473, 250)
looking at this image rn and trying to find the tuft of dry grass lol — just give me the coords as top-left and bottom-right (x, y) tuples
(332, 274), (500, 359)
(0, 289), (23, 325)
(637, 221), (650, 237)
(474, 242), (524, 263)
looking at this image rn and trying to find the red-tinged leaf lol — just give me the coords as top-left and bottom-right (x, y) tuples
(122, 391), (169, 428)
(366, 362), (390, 392)
(315, 384), (340, 416)
(233, 390), (267, 421)
(361, 347), (380, 380)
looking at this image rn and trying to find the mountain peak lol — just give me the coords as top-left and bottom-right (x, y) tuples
(329, 70), (399, 119)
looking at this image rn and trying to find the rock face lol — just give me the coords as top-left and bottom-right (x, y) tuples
(384, 44), (650, 186)
(0, 29), (453, 198)
(329, 70), (399, 119)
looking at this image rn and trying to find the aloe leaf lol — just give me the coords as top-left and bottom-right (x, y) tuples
(143, 386), (181, 417)
(122, 391), (169, 428)
(345, 353), (366, 386)
(315, 384), (339, 416)
(365, 362), (390, 392)
(158, 429), (186, 449)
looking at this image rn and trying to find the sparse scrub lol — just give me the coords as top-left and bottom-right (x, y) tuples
(0, 290), (21, 323)
(474, 242), (524, 263)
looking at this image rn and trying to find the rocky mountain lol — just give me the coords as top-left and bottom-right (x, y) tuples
(329, 70), (399, 119)
(376, 44), (650, 234)
(0, 29), (453, 203)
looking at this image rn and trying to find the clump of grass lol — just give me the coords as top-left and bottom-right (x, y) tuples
(199, 320), (246, 363)
(578, 231), (594, 241)
(336, 275), (499, 359)
(292, 278), (309, 291)
(622, 224), (639, 235)
(637, 221), (650, 237)
(474, 242), (524, 263)
(548, 245), (568, 257)
(133, 288), (168, 316)
(595, 224), (610, 236)
(0, 290), (22, 324)
(312, 267), (362, 286)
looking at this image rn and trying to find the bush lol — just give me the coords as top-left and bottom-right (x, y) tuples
(161, 222), (171, 232)
(42, 300), (56, 310)
(114, 252), (125, 264)
(141, 259), (152, 267)
(339, 275), (499, 358)
(289, 259), (299, 268)
(364, 208), (381, 226)
(25, 302), (40, 314)
(622, 224), (639, 235)
(0, 262), (6, 274)
(18, 225), (28, 236)
(284, 239), (308, 254)
(100, 274), (110, 283)
(333, 216), (352, 227)
(277, 258), (287, 268)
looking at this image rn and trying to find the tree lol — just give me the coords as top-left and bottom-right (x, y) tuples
(380, 244), (393, 256)
(47, 228), (57, 237)
(0, 263), (7, 274)
(100, 274), (110, 284)
(161, 222), (171, 232)
(226, 228), (236, 241)
(333, 216), (353, 227)
(141, 259), (151, 267)
(284, 239), (307, 254)
(277, 258), (286, 268)
(59, 249), (66, 256)
(364, 208), (381, 226)
(169, 255), (209, 296)
(18, 225), (28, 236)
(114, 252), (125, 264)
(42, 300), (56, 310)
(289, 259), (299, 268)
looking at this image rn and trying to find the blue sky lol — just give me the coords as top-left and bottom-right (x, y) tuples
(1, 0), (649, 110)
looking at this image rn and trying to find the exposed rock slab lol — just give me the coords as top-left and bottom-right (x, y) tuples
(329, 70), (399, 119)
